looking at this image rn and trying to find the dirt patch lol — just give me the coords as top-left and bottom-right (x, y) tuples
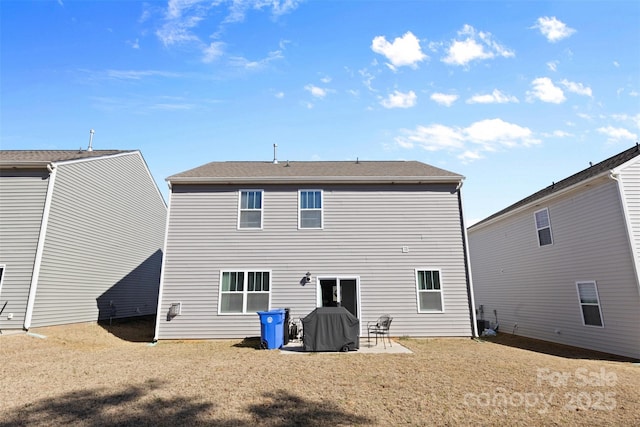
(1, 318), (638, 426)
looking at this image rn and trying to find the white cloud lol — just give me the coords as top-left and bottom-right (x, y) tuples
(320, 75), (332, 84)
(305, 84), (327, 98)
(381, 90), (417, 108)
(560, 79), (592, 97)
(202, 41), (224, 63)
(395, 124), (466, 151)
(527, 77), (566, 103)
(274, 91), (284, 99)
(395, 118), (538, 161)
(127, 38), (140, 49)
(105, 69), (182, 80)
(430, 93), (458, 107)
(371, 31), (427, 70)
(597, 126), (638, 143)
(359, 68), (376, 92)
(546, 60), (558, 72)
(466, 89), (518, 104)
(465, 118), (537, 149)
(613, 61), (620, 68)
(156, 0), (298, 64)
(225, 0), (302, 23)
(542, 130), (573, 138)
(442, 24), (514, 67)
(228, 49), (284, 69)
(458, 150), (484, 163)
(533, 16), (576, 43)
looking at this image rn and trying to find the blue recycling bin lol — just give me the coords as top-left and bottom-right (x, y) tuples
(257, 309), (285, 349)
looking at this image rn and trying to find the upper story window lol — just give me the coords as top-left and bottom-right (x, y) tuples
(576, 281), (604, 327)
(534, 208), (553, 246)
(299, 190), (323, 229)
(238, 190), (263, 229)
(415, 269), (444, 312)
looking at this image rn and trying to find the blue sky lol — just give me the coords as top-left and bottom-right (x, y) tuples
(1, 0), (639, 224)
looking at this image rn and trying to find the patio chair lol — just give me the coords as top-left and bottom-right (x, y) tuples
(367, 314), (393, 348)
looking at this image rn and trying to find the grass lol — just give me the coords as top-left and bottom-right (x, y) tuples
(0, 317), (638, 426)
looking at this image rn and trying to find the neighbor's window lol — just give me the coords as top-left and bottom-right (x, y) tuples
(534, 208), (553, 246)
(299, 190), (323, 229)
(239, 190), (263, 229)
(416, 269), (444, 312)
(219, 271), (270, 314)
(576, 281), (603, 327)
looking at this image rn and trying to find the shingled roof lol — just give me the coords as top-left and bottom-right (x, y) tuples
(0, 150), (132, 168)
(471, 143), (640, 229)
(168, 160), (463, 184)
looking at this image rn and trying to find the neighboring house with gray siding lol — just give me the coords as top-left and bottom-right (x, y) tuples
(0, 150), (167, 331)
(468, 144), (640, 359)
(155, 159), (476, 340)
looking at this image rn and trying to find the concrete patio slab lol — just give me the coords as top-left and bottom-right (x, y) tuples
(280, 339), (412, 354)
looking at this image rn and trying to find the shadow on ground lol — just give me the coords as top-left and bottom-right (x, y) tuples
(482, 333), (636, 362)
(97, 315), (155, 343)
(233, 336), (262, 349)
(0, 380), (372, 427)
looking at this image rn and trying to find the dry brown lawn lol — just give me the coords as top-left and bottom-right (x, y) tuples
(1, 317), (638, 426)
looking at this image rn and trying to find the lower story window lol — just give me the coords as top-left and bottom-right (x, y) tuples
(219, 270), (270, 314)
(576, 281), (603, 327)
(416, 269), (444, 312)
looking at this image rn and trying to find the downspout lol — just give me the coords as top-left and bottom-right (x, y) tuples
(456, 179), (479, 338)
(153, 181), (173, 342)
(24, 163), (58, 330)
(609, 170), (640, 298)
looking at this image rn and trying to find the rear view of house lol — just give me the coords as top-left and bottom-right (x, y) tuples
(468, 144), (640, 359)
(0, 150), (167, 330)
(155, 159), (476, 340)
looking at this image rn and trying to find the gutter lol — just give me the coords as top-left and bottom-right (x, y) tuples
(167, 175), (464, 186)
(456, 180), (478, 338)
(23, 163), (57, 330)
(153, 189), (174, 342)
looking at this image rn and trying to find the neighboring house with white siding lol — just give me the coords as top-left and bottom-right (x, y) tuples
(155, 160), (476, 340)
(468, 144), (640, 359)
(0, 150), (167, 331)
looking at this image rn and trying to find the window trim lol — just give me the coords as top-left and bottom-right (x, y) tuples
(534, 208), (553, 247)
(218, 269), (272, 315)
(576, 280), (604, 328)
(415, 268), (445, 313)
(237, 189), (264, 230)
(298, 189), (324, 230)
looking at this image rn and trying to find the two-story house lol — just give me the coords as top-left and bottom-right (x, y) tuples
(468, 144), (640, 359)
(155, 159), (476, 340)
(0, 150), (167, 331)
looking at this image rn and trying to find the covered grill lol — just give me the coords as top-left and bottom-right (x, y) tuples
(302, 307), (359, 352)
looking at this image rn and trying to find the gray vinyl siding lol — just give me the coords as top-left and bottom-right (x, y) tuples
(0, 170), (49, 329)
(158, 183), (472, 339)
(469, 178), (640, 359)
(617, 159), (640, 277)
(29, 153), (167, 327)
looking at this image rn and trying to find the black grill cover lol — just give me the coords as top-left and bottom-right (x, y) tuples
(302, 307), (360, 351)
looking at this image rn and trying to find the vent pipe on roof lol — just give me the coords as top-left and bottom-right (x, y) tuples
(273, 143), (278, 164)
(88, 129), (95, 152)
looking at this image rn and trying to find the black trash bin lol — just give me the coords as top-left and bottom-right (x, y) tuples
(284, 308), (290, 345)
